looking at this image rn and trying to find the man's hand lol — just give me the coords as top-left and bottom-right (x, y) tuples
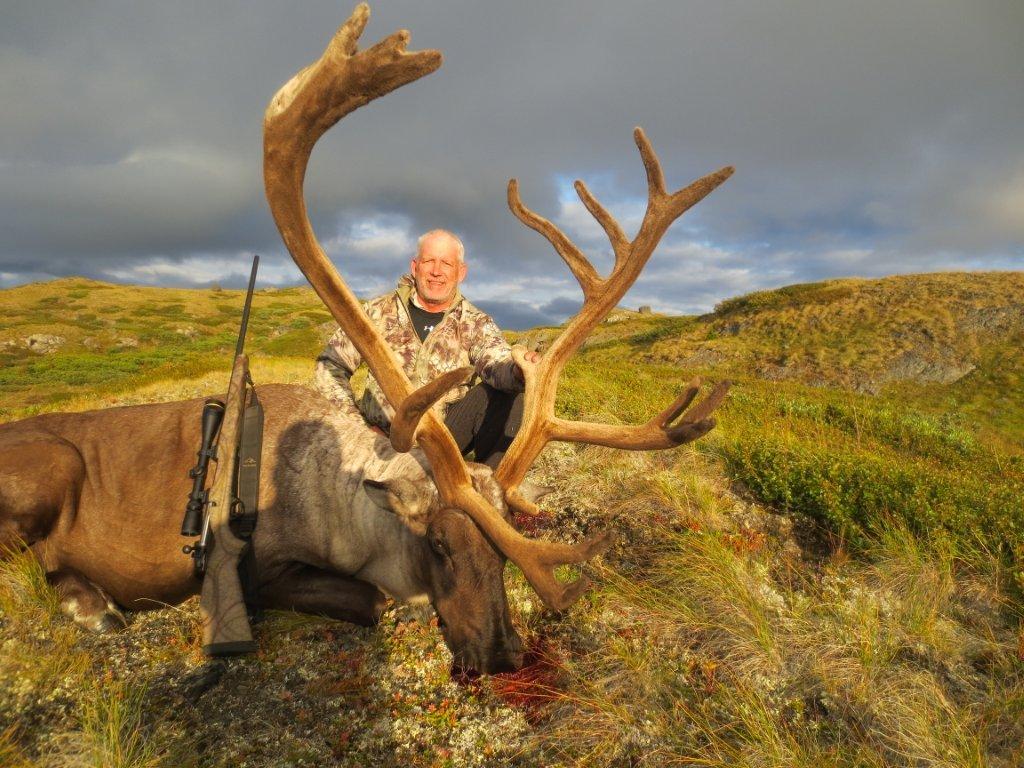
(513, 347), (541, 384)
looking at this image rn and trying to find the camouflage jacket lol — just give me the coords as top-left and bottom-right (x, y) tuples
(314, 275), (521, 430)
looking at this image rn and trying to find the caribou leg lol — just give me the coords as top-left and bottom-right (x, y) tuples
(259, 564), (387, 626)
(0, 428), (84, 549)
(0, 430), (127, 632)
(47, 567), (128, 633)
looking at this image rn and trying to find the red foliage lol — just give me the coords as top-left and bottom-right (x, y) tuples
(487, 637), (567, 722)
(723, 529), (767, 555)
(513, 508), (555, 535)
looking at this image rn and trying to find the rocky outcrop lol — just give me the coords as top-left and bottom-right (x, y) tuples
(24, 334), (66, 354)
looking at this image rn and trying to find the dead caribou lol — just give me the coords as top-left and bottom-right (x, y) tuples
(0, 4), (731, 674)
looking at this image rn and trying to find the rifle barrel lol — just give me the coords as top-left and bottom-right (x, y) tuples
(235, 254), (260, 357)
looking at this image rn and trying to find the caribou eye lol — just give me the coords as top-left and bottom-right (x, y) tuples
(429, 534), (450, 559)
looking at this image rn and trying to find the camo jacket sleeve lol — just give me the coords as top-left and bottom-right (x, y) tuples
(464, 308), (523, 393)
(313, 322), (365, 422)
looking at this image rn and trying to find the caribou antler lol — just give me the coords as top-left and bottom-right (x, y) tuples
(494, 129), (734, 512)
(263, 3), (611, 611)
(390, 367), (474, 452)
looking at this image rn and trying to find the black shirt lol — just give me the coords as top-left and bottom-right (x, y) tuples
(407, 299), (446, 342)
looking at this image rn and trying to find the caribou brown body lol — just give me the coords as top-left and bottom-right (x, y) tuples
(0, 384), (524, 673)
(0, 2), (733, 676)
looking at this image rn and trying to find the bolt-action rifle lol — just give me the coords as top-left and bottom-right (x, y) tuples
(180, 254), (264, 655)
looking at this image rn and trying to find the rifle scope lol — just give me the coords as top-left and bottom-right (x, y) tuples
(180, 398), (226, 536)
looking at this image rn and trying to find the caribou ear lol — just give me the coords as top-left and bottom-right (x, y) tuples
(363, 478), (431, 535)
(518, 479), (554, 505)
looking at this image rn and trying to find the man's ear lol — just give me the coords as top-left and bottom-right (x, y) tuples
(363, 477), (431, 535)
(457, 260), (467, 283)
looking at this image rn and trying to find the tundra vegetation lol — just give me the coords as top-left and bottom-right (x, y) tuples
(1, 271), (1022, 767)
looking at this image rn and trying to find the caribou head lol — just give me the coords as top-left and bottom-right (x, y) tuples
(364, 464), (525, 674)
(263, 3), (732, 667)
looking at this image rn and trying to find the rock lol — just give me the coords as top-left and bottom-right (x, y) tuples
(116, 337), (139, 349)
(175, 326), (199, 339)
(24, 334), (66, 354)
(82, 337), (100, 350)
(874, 349), (976, 388)
(675, 347), (727, 368)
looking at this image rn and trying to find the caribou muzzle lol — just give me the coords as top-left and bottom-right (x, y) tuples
(438, 599), (525, 675)
(427, 508), (525, 675)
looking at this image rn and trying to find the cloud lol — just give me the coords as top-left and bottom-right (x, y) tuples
(0, 0), (1020, 323)
(474, 299), (562, 330)
(101, 253), (301, 288)
(540, 296), (583, 320)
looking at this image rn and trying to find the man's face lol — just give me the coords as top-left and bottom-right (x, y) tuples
(411, 236), (467, 311)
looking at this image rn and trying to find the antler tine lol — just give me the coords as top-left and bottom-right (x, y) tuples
(390, 366), (474, 453)
(454, 483), (613, 610)
(337, 3), (369, 56)
(655, 377), (703, 428)
(634, 127), (667, 198)
(574, 180), (628, 261)
(508, 179), (602, 298)
(669, 164), (736, 218)
(674, 379), (731, 426)
(265, 3), (608, 613)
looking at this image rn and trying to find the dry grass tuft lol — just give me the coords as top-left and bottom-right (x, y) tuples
(0, 725), (35, 768)
(46, 680), (167, 768)
(0, 544), (92, 691)
(0, 543), (61, 625)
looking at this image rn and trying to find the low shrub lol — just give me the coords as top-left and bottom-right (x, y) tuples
(717, 430), (1023, 579)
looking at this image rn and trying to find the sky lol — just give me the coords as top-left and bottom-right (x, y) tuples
(1, 1), (1021, 329)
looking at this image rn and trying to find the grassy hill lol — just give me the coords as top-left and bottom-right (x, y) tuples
(1, 272), (1022, 767)
(0, 278), (333, 417)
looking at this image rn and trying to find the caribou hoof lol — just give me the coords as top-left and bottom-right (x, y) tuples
(89, 608), (129, 634)
(62, 597), (128, 634)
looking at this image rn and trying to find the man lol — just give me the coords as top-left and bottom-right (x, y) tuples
(315, 229), (539, 468)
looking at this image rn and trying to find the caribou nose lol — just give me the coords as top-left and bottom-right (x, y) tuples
(486, 654), (524, 674)
(487, 638), (526, 674)
(452, 644), (525, 676)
